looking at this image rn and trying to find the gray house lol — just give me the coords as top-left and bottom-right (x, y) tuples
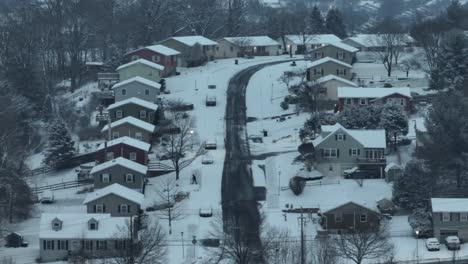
(312, 123), (387, 177)
(39, 213), (130, 262)
(310, 42), (358, 65)
(90, 157), (147, 191)
(83, 183), (144, 217)
(112, 76), (161, 103)
(431, 198), (468, 242)
(101, 116), (155, 143)
(306, 57), (353, 81)
(158, 36), (218, 67)
(107, 97), (159, 124)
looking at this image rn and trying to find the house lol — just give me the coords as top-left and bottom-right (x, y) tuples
(315, 75), (358, 100)
(310, 42), (359, 65)
(158, 36), (218, 67)
(306, 57), (353, 81)
(101, 116), (155, 143)
(384, 162), (402, 182)
(95, 136), (150, 165)
(321, 202), (381, 233)
(431, 198), (468, 242)
(215, 36), (281, 58)
(116, 59), (165, 83)
(39, 213), (130, 262)
(112, 76), (161, 103)
(342, 34), (416, 52)
(279, 34), (341, 54)
(312, 123), (386, 177)
(337, 87), (412, 112)
(90, 157), (147, 191)
(124, 44), (180, 76)
(107, 97), (159, 124)
(83, 184), (144, 217)
(5, 232), (23, 248)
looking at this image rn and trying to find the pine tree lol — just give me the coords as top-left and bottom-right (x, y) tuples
(307, 5), (325, 34)
(379, 103), (408, 150)
(43, 118), (75, 168)
(325, 8), (347, 39)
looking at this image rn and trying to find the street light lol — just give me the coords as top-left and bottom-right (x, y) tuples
(189, 129), (194, 149)
(181, 232), (185, 259)
(415, 230), (419, 264)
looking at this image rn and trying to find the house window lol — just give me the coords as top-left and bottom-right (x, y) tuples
(116, 110), (123, 118)
(230, 46), (234, 52)
(129, 152), (137, 161)
(96, 204), (104, 213)
(120, 204), (129, 213)
(337, 134), (345, 141)
(442, 212), (450, 222)
(315, 52), (323, 59)
(85, 240), (93, 250)
(145, 89), (150, 95)
(53, 222), (61, 230)
(102, 174), (110, 183)
(323, 148), (338, 158)
(360, 214), (367, 222)
(57, 240), (68, 250)
(89, 222), (97, 230)
(126, 174), (134, 183)
(45, 240), (54, 250)
(399, 98), (405, 106)
(112, 131), (120, 139)
(135, 132), (143, 141)
(121, 89), (127, 96)
(97, 241), (108, 250)
(335, 213), (343, 222)
(337, 52), (344, 59)
(152, 55), (160, 62)
(359, 98), (367, 105)
(140, 110), (147, 119)
(350, 148), (358, 156)
(345, 98), (352, 105)
(131, 55), (139, 61)
(460, 213), (467, 222)
(106, 152), (114, 161)
(337, 69), (346, 75)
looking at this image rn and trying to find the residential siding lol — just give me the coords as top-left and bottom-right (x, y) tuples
(320, 79), (356, 100)
(125, 49), (178, 76)
(92, 164), (145, 191)
(307, 61), (352, 81)
(338, 94), (411, 112)
(95, 144), (148, 165)
(109, 103), (156, 124)
(86, 194), (140, 217)
(117, 63), (162, 83)
(159, 39), (216, 67)
(114, 81), (159, 103)
(215, 39), (240, 58)
(102, 123), (152, 143)
(433, 212), (468, 241)
(323, 203), (380, 232)
(311, 45), (355, 65)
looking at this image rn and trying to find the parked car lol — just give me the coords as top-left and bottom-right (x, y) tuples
(206, 96), (217, 106)
(445, 236), (461, 250)
(413, 228), (433, 238)
(39, 190), (55, 204)
(201, 154), (214, 164)
(157, 152), (185, 161)
(425, 238), (440, 251)
(344, 168), (379, 179)
(205, 139), (217, 150)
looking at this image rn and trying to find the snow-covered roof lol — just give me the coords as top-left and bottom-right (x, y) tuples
(308, 57), (352, 68)
(384, 162), (402, 173)
(169, 36), (218, 46)
(40, 213), (128, 239)
(285, 34), (342, 45)
(316, 75), (358, 87)
(431, 198), (468, 212)
(320, 42), (359, 52)
(116, 59), (165, 72)
(101, 116), (155, 133)
(107, 97), (159, 111)
(96, 136), (151, 152)
(83, 183), (144, 205)
(90, 157), (148, 175)
(112, 76), (161, 90)
(314, 123), (386, 148)
(337, 87), (412, 99)
(146, 44), (181, 56)
(222, 36), (280, 47)
(323, 201), (379, 214)
(346, 34), (415, 48)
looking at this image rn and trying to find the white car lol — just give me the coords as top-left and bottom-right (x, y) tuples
(445, 236), (461, 250)
(425, 238), (440, 251)
(39, 190), (55, 204)
(201, 154), (214, 164)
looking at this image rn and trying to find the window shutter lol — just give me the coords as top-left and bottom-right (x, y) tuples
(103, 205), (106, 212)
(358, 149), (361, 155)
(118, 205), (121, 213)
(336, 53), (338, 58)
(343, 53), (346, 59)
(321, 69), (324, 75)
(100, 174), (103, 183)
(336, 69), (339, 75)
(344, 69), (347, 75)
(335, 134), (338, 140)
(314, 53), (317, 58)
(321, 149), (324, 157)
(314, 69), (317, 75)
(337, 149), (340, 157)
(343, 134), (346, 140)
(93, 205), (96, 213)
(349, 149), (351, 156)
(123, 174), (126, 182)
(440, 213), (443, 221)
(128, 204), (131, 212)
(109, 174), (112, 182)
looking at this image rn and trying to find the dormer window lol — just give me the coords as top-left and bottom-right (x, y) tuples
(51, 218), (63, 231)
(88, 218), (98, 230)
(336, 134), (345, 141)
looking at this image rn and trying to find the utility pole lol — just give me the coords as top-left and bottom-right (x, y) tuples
(129, 216), (134, 264)
(298, 207), (307, 264)
(7, 184), (13, 223)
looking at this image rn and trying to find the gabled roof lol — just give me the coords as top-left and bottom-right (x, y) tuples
(316, 75), (358, 87)
(285, 34), (341, 45)
(83, 183), (144, 205)
(222, 36), (280, 47)
(315, 42), (359, 53)
(337, 87), (412, 99)
(145, 44), (181, 56)
(308, 57), (352, 69)
(112, 76), (161, 90)
(101, 116), (155, 133)
(107, 97), (159, 111)
(323, 201), (379, 214)
(97, 136), (151, 152)
(345, 34), (415, 48)
(431, 198), (468, 212)
(90, 157), (148, 175)
(116, 59), (165, 72)
(169, 36), (218, 46)
(384, 162), (402, 173)
(313, 123), (386, 149)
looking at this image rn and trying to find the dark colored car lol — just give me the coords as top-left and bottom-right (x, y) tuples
(344, 168), (379, 179)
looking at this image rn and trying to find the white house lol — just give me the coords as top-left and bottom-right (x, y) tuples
(279, 34), (342, 54)
(101, 116), (155, 143)
(112, 76), (161, 103)
(315, 75), (358, 100)
(216, 36), (281, 58)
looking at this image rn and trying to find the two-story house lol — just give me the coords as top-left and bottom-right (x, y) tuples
(431, 198), (468, 242)
(216, 36), (281, 58)
(124, 44), (180, 76)
(337, 87), (412, 112)
(158, 36), (218, 67)
(107, 97), (159, 124)
(116, 59), (165, 83)
(315, 75), (358, 100)
(310, 42), (359, 65)
(95, 136), (151, 165)
(321, 202), (381, 233)
(90, 157), (147, 191)
(39, 213), (130, 262)
(101, 116), (155, 143)
(279, 34), (342, 54)
(312, 123), (387, 177)
(306, 57), (353, 81)
(112, 76), (161, 103)
(83, 184), (144, 217)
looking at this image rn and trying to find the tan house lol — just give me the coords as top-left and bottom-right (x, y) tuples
(158, 36), (218, 67)
(39, 213), (130, 262)
(107, 97), (158, 124)
(83, 183), (144, 217)
(306, 57), (353, 81)
(112, 76), (161, 103)
(321, 202), (381, 233)
(315, 75), (358, 100)
(279, 34), (341, 54)
(215, 36), (281, 58)
(310, 42), (359, 65)
(101, 116), (155, 143)
(90, 157), (147, 191)
(116, 59), (165, 83)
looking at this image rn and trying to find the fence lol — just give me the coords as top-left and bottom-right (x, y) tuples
(281, 179), (340, 191)
(21, 166), (54, 178)
(31, 179), (93, 194)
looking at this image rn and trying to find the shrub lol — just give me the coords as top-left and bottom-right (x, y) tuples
(289, 176), (306, 195)
(383, 83), (393, 88)
(280, 100), (289, 110)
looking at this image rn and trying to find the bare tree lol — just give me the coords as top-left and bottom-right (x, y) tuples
(374, 34), (406, 77)
(311, 236), (339, 264)
(330, 225), (394, 264)
(231, 37), (253, 57)
(290, 82), (326, 112)
(153, 177), (186, 235)
(262, 226), (302, 264)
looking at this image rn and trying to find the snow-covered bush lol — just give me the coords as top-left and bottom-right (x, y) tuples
(280, 100), (289, 110)
(289, 176), (306, 195)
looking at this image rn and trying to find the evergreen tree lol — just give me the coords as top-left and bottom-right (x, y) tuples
(446, 0), (466, 29)
(43, 118), (75, 168)
(380, 103), (409, 150)
(379, 0), (404, 18)
(325, 8), (347, 39)
(307, 5), (325, 34)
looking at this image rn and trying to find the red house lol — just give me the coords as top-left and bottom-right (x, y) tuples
(124, 45), (181, 77)
(95, 137), (151, 165)
(337, 87), (412, 112)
